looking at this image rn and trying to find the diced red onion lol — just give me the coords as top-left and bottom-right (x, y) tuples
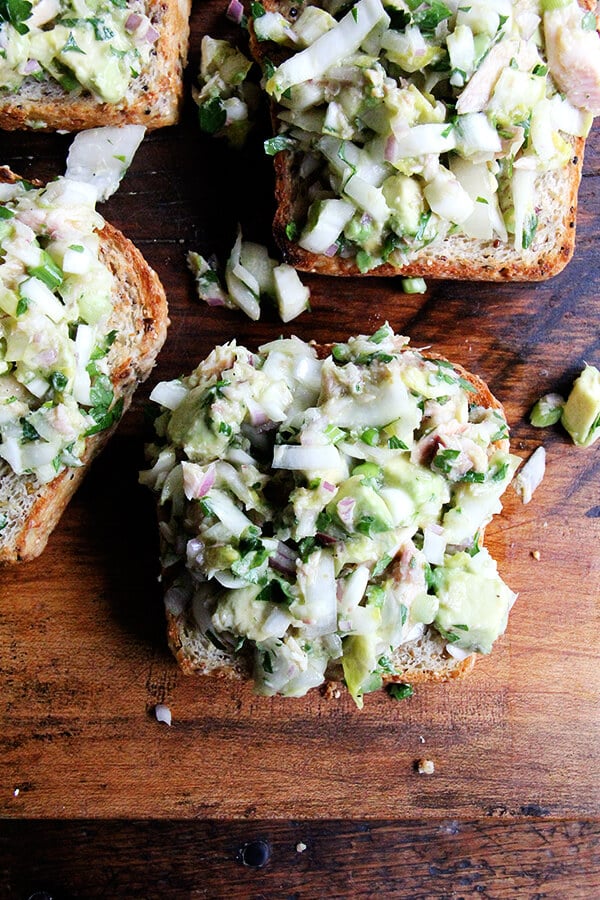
(316, 531), (337, 545)
(246, 397), (269, 427)
(182, 461), (216, 500)
(125, 13), (143, 32)
(145, 25), (159, 43)
(269, 541), (298, 574)
(324, 244), (338, 257)
(226, 0), (245, 24)
(205, 295), (227, 307)
(384, 135), (397, 163)
(336, 496), (355, 529)
(322, 481), (337, 494)
(22, 59), (42, 75)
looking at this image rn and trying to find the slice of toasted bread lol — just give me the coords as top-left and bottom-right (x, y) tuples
(0, 167), (168, 563)
(0, 1), (191, 132)
(251, 0), (592, 281)
(157, 341), (510, 695)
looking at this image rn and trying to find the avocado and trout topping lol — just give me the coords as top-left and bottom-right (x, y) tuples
(142, 325), (520, 707)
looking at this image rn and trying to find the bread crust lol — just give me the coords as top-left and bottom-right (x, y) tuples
(252, 0), (588, 281)
(162, 342), (508, 691)
(0, 1), (191, 132)
(0, 167), (169, 563)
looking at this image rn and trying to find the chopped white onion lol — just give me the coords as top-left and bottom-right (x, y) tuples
(150, 379), (189, 411)
(513, 446), (545, 505)
(65, 125), (146, 202)
(423, 526), (447, 565)
(272, 443), (341, 472)
(446, 644), (473, 661)
(154, 704), (172, 726)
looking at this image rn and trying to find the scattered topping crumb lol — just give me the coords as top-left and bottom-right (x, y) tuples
(321, 681), (342, 700)
(296, 842), (307, 853)
(13, 788), (20, 797)
(417, 758), (435, 775)
(531, 550), (541, 561)
(154, 703), (172, 726)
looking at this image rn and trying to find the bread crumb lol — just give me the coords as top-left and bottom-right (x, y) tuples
(531, 550), (541, 560)
(296, 842), (307, 853)
(321, 681), (342, 700)
(417, 758), (435, 775)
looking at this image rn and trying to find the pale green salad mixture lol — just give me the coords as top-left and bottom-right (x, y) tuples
(142, 325), (520, 706)
(0, 176), (123, 486)
(0, 0), (159, 103)
(249, 0), (599, 270)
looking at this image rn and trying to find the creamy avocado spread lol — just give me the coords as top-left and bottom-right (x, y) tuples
(255, 0), (598, 270)
(0, 0), (158, 103)
(142, 326), (520, 706)
(0, 176), (122, 484)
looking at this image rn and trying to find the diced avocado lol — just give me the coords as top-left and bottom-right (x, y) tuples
(561, 365), (600, 447)
(432, 549), (514, 654)
(328, 475), (395, 535)
(204, 544), (240, 571)
(382, 455), (450, 526)
(167, 384), (230, 459)
(488, 69), (547, 128)
(212, 584), (291, 643)
(442, 451), (520, 546)
(341, 632), (379, 709)
(382, 174), (424, 236)
(410, 589), (439, 626)
(530, 393), (564, 428)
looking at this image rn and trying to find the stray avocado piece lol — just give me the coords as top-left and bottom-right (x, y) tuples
(432, 549), (516, 654)
(561, 364), (600, 447)
(195, 36), (259, 147)
(530, 392), (564, 427)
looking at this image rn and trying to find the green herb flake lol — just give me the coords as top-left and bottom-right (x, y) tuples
(387, 682), (414, 701)
(0, 0), (32, 35)
(20, 418), (39, 442)
(285, 221), (299, 241)
(388, 435), (408, 450)
(264, 134), (296, 156)
(0, 206), (15, 219)
(28, 253), (63, 290)
(199, 97), (226, 135)
(370, 323), (393, 344)
(372, 553), (392, 578)
(62, 31), (86, 53)
(0, 513), (7, 531)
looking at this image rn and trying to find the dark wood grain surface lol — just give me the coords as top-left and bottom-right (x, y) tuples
(1, 1), (599, 895)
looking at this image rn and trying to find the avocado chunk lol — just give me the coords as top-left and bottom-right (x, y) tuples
(432, 549), (515, 654)
(327, 475), (395, 535)
(341, 632), (379, 709)
(561, 365), (600, 447)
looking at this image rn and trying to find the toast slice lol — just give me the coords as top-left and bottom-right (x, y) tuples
(0, 167), (168, 563)
(143, 331), (518, 703)
(0, 1), (191, 132)
(251, 0), (596, 280)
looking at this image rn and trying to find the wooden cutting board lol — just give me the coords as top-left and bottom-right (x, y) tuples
(1, 1), (599, 822)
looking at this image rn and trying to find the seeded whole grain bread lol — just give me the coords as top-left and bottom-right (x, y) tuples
(0, 167), (169, 563)
(163, 346), (509, 690)
(251, 0), (591, 282)
(0, 1), (192, 132)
